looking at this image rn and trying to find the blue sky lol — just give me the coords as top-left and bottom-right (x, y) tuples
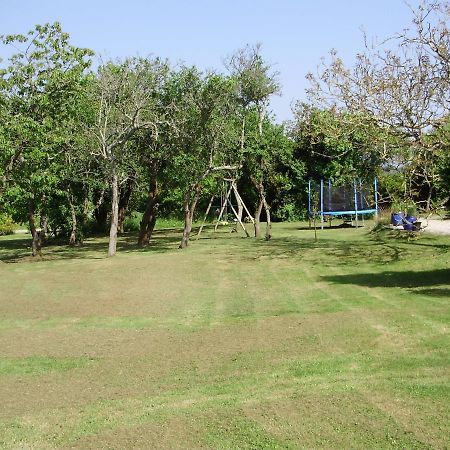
(1, 0), (421, 122)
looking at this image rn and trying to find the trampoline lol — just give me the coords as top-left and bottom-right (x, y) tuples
(308, 179), (379, 229)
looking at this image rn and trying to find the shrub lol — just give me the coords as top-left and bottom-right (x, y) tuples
(274, 202), (304, 222)
(123, 212), (142, 232)
(0, 213), (16, 235)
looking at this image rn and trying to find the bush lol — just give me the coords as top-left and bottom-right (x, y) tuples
(123, 212), (142, 232)
(0, 213), (16, 235)
(274, 202), (304, 222)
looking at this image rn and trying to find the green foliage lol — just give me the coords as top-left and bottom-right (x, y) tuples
(433, 118), (450, 207)
(226, 43), (280, 108)
(290, 105), (393, 184)
(275, 202), (303, 221)
(0, 213), (15, 235)
(240, 111), (306, 219)
(0, 22), (94, 237)
(122, 212), (142, 232)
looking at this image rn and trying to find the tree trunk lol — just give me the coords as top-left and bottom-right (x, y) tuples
(108, 165), (119, 257)
(254, 198), (264, 238)
(236, 192), (244, 222)
(180, 202), (193, 249)
(28, 200), (41, 257)
(179, 192), (200, 249)
(117, 173), (135, 234)
(68, 193), (78, 246)
(232, 193), (244, 233)
(240, 116), (246, 151)
(138, 178), (158, 247)
(258, 106), (265, 136)
(39, 194), (48, 241)
(40, 214), (48, 241)
(262, 196), (272, 240)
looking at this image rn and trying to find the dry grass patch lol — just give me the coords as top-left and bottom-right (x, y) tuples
(0, 223), (449, 448)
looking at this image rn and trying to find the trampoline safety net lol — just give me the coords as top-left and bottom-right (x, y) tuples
(309, 179), (378, 217)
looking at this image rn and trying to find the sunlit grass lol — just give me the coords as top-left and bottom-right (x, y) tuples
(0, 222), (448, 448)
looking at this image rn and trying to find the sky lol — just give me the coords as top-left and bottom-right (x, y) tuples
(1, 0), (422, 122)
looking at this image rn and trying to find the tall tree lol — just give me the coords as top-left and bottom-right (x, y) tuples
(226, 44), (280, 238)
(134, 68), (180, 247)
(0, 23), (93, 255)
(89, 57), (169, 256)
(306, 1), (450, 209)
(241, 112), (303, 223)
(163, 67), (240, 249)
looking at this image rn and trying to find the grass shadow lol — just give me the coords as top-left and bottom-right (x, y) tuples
(295, 223), (364, 231)
(1, 223), (449, 267)
(0, 230), (181, 263)
(322, 268), (450, 296)
(234, 235), (403, 266)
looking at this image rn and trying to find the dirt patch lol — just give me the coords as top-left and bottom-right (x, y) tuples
(421, 218), (450, 235)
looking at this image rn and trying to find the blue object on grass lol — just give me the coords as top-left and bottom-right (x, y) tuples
(391, 212), (404, 226)
(403, 215), (417, 231)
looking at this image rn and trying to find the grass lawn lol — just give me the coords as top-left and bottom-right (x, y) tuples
(0, 222), (449, 449)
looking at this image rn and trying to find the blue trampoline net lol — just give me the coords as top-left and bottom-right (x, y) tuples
(309, 180), (377, 216)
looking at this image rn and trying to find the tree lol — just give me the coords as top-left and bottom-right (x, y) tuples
(89, 57), (169, 256)
(0, 23), (93, 255)
(226, 44), (280, 239)
(161, 67), (240, 249)
(289, 104), (397, 182)
(306, 1), (450, 209)
(134, 67), (181, 247)
(241, 113), (303, 223)
(400, 1), (450, 113)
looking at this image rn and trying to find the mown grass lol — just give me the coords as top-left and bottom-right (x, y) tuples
(0, 221), (449, 449)
(0, 356), (95, 376)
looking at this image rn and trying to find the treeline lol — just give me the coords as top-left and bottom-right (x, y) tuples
(295, 1), (450, 210)
(0, 27), (295, 256)
(1, 1), (449, 256)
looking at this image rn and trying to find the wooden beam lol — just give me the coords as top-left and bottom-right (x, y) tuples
(232, 182), (254, 224)
(227, 197), (250, 237)
(196, 195), (214, 239)
(214, 184), (233, 232)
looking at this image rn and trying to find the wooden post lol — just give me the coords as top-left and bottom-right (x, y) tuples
(214, 183), (233, 232)
(226, 197), (250, 237)
(196, 195), (215, 239)
(308, 180), (312, 229)
(231, 181), (254, 223)
(359, 179), (365, 226)
(320, 179), (324, 230)
(374, 177), (379, 219)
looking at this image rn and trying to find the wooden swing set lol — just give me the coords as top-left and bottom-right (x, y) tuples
(196, 178), (254, 238)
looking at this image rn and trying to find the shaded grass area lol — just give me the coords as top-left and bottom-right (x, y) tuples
(0, 222), (449, 449)
(0, 219), (208, 263)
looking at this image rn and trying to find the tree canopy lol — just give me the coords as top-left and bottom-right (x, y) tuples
(1, 2), (449, 255)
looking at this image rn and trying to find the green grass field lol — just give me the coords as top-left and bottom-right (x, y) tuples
(0, 222), (449, 449)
